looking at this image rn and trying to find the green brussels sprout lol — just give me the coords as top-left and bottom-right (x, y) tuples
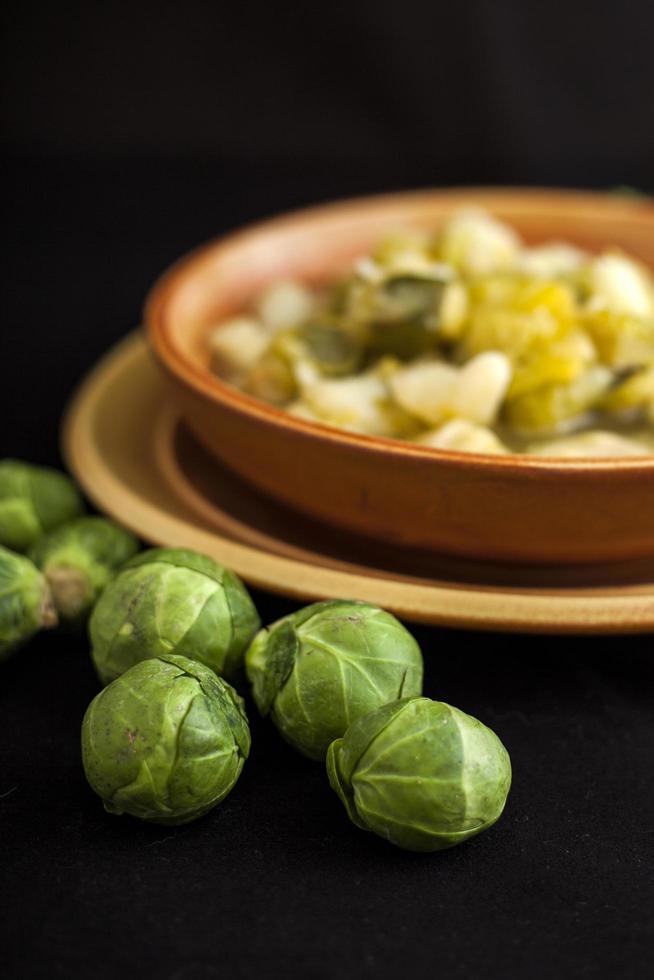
(327, 697), (512, 852)
(29, 517), (139, 624)
(0, 459), (84, 552)
(0, 545), (58, 661)
(245, 600), (423, 761)
(81, 653), (250, 824)
(89, 547), (260, 685)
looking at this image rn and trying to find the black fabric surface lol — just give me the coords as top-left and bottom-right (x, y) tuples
(3, 0), (654, 188)
(1, 156), (653, 980)
(3, 6), (654, 977)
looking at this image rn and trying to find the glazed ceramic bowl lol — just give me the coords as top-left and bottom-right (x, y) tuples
(145, 188), (654, 564)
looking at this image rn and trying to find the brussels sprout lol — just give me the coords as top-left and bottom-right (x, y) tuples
(89, 547), (260, 685)
(327, 697), (511, 852)
(29, 517), (139, 624)
(82, 653), (250, 824)
(0, 460), (84, 552)
(245, 600), (423, 761)
(0, 545), (57, 661)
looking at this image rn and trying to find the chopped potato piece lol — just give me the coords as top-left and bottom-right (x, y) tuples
(388, 361), (459, 425)
(436, 209), (521, 276)
(209, 316), (269, 381)
(527, 431), (651, 457)
(302, 373), (418, 438)
(517, 243), (588, 279)
(587, 253), (654, 319)
(448, 352), (512, 425)
(373, 230), (439, 275)
(416, 419), (508, 454)
(438, 281), (469, 340)
(389, 352), (510, 426)
(286, 400), (323, 423)
(256, 280), (315, 333)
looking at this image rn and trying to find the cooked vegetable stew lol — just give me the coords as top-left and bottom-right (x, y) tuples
(208, 209), (654, 456)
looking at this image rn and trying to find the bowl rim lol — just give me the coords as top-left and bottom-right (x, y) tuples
(145, 185), (654, 475)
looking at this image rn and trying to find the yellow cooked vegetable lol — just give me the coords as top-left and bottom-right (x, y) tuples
(208, 208), (654, 457)
(504, 366), (613, 435)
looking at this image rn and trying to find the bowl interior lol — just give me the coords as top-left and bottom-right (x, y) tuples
(145, 189), (654, 473)
(147, 187), (654, 468)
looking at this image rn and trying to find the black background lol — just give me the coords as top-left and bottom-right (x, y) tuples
(1, 2), (654, 978)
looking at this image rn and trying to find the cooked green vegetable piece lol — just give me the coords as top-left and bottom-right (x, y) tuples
(89, 547), (260, 685)
(300, 322), (363, 377)
(503, 366), (613, 435)
(29, 517), (139, 624)
(81, 653), (250, 825)
(0, 460), (84, 552)
(245, 600), (423, 761)
(600, 365), (654, 415)
(367, 274), (447, 359)
(0, 545), (57, 661)
(327, 696), (512, 852)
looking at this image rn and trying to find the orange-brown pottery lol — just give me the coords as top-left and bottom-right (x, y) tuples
(145, 188), (654, 564)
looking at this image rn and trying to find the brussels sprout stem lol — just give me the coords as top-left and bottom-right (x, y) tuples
(39, 585), (58, 630)
(45, 566), (89, 621)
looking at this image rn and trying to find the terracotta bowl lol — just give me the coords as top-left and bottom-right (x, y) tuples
(145, 188), (654, 564)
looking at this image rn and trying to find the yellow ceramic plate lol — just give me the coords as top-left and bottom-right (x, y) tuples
(62, 332), (654, 633)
